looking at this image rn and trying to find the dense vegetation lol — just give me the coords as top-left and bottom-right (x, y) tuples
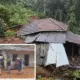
(0, 0), (80, 36)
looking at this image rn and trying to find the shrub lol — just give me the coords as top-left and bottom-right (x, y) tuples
(0, 5), (10, 25)
(37, 75), (44, 80)
(4, 30), (16, 38)
(0, 18), (6, 37)
(72, 70), (80, 78)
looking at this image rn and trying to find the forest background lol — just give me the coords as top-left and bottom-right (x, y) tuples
(0, 0), (80, 36)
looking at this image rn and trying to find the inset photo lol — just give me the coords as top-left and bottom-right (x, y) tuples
(0, 44), (36, 79)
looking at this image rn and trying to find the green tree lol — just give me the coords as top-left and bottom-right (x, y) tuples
(75, 0), (80, 27)
(0, 18), (6, 36)
(68, 6), (77, 33)
(0, 5), (10, 25)
(8, 3), (37, 26)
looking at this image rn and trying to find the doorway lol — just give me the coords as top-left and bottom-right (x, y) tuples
(24, 55), (29, 66)
(13, 54), (18, 61)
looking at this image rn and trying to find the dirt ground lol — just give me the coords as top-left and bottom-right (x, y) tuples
(0, 67), (34, 78)
(0, 37), (24, 44)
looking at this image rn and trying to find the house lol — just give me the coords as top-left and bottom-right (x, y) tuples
(17, 18), (80, 68)
(7, 24), (23, 31)
(17, 18), (69, 66)
(0, 45), (34, 69)
(65, 31), (80, 56)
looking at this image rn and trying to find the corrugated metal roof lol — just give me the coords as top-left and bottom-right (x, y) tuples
(17, 18), (68, 36)
(25, 32), (66, 43)
(36, 33), (66, 43)
(17, 23), (39, 36)
(24, 34), (40, 43)
(0, 46), (33, 52)
(66, 31), (80, 44)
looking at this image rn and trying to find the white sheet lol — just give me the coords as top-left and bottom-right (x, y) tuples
(44, 43), (69, 67)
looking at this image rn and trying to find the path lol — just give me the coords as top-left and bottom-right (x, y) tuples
(0, 67), (34, 78)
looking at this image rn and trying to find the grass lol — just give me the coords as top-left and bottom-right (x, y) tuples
(37, 75), (58, 80)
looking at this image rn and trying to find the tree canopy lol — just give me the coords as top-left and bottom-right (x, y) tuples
(0, 0), (80, 34)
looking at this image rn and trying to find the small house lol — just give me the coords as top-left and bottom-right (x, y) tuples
(17, 18), (71, 67)
(7, 24), (23, 31)
(0, 45), (34, 69)
(17, 18), (80, 70)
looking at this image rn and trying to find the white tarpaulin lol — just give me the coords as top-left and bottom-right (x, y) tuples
(44, 43), (69, 67)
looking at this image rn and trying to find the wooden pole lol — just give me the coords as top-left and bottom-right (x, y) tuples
(72, 43), (74, 57)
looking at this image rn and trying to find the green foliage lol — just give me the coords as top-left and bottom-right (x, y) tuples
(37, 75), (44, 80)
(0, 0), (80, 34)
(0, 4), (10, 24)
(0, 1), (38, 38)
(0, 18), (6, 36)
(0, 2), (37, 27)
(18, 35), (25, 40)
(68, 6), (77, 33)
(71, 70), (80, 78)
(75, 0), (80, 27)
(4, 30), (16, 38)
(37, 12), (45, 19)
(37, 75), (55, 80)
(0, 0), (16, 5)
(8, 3), (37, 26)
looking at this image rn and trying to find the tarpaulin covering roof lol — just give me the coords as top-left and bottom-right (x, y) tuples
(17, 18), (68, 36)
(25, 32), (66, 43)
(44, 43), (69, 67)
(66, 31), (80, 44)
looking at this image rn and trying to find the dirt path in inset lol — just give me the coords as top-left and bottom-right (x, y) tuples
(0, 68), (34, 78)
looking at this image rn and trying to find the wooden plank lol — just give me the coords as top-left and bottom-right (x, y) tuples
(36, 43), (49, 65)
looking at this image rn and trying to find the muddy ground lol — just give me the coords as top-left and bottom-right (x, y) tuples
(0, 37), (24, 44)
(0, 67), (34, 78)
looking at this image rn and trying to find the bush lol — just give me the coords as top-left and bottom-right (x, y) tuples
(37, 12), (46, 19)
(0, 5), (10, 25)
(72, 70), (80, 78)
(4, 30), (16, 38)
(0, 18), (6, 37)
(37, 75), (44, 80)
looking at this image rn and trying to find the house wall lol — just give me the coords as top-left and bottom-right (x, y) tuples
(7, 53), (16, 69)
(29, 54), (34, 67)
(1, 51), (7, 69)
(17, 54), (34, 67)
(36, 43), (49, 65)
(0, 51), (34, 69)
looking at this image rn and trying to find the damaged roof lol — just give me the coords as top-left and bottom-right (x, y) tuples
(17, 18), (68, 36)
(66, 31), (80, 44)
(25, 32), (66, 43)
